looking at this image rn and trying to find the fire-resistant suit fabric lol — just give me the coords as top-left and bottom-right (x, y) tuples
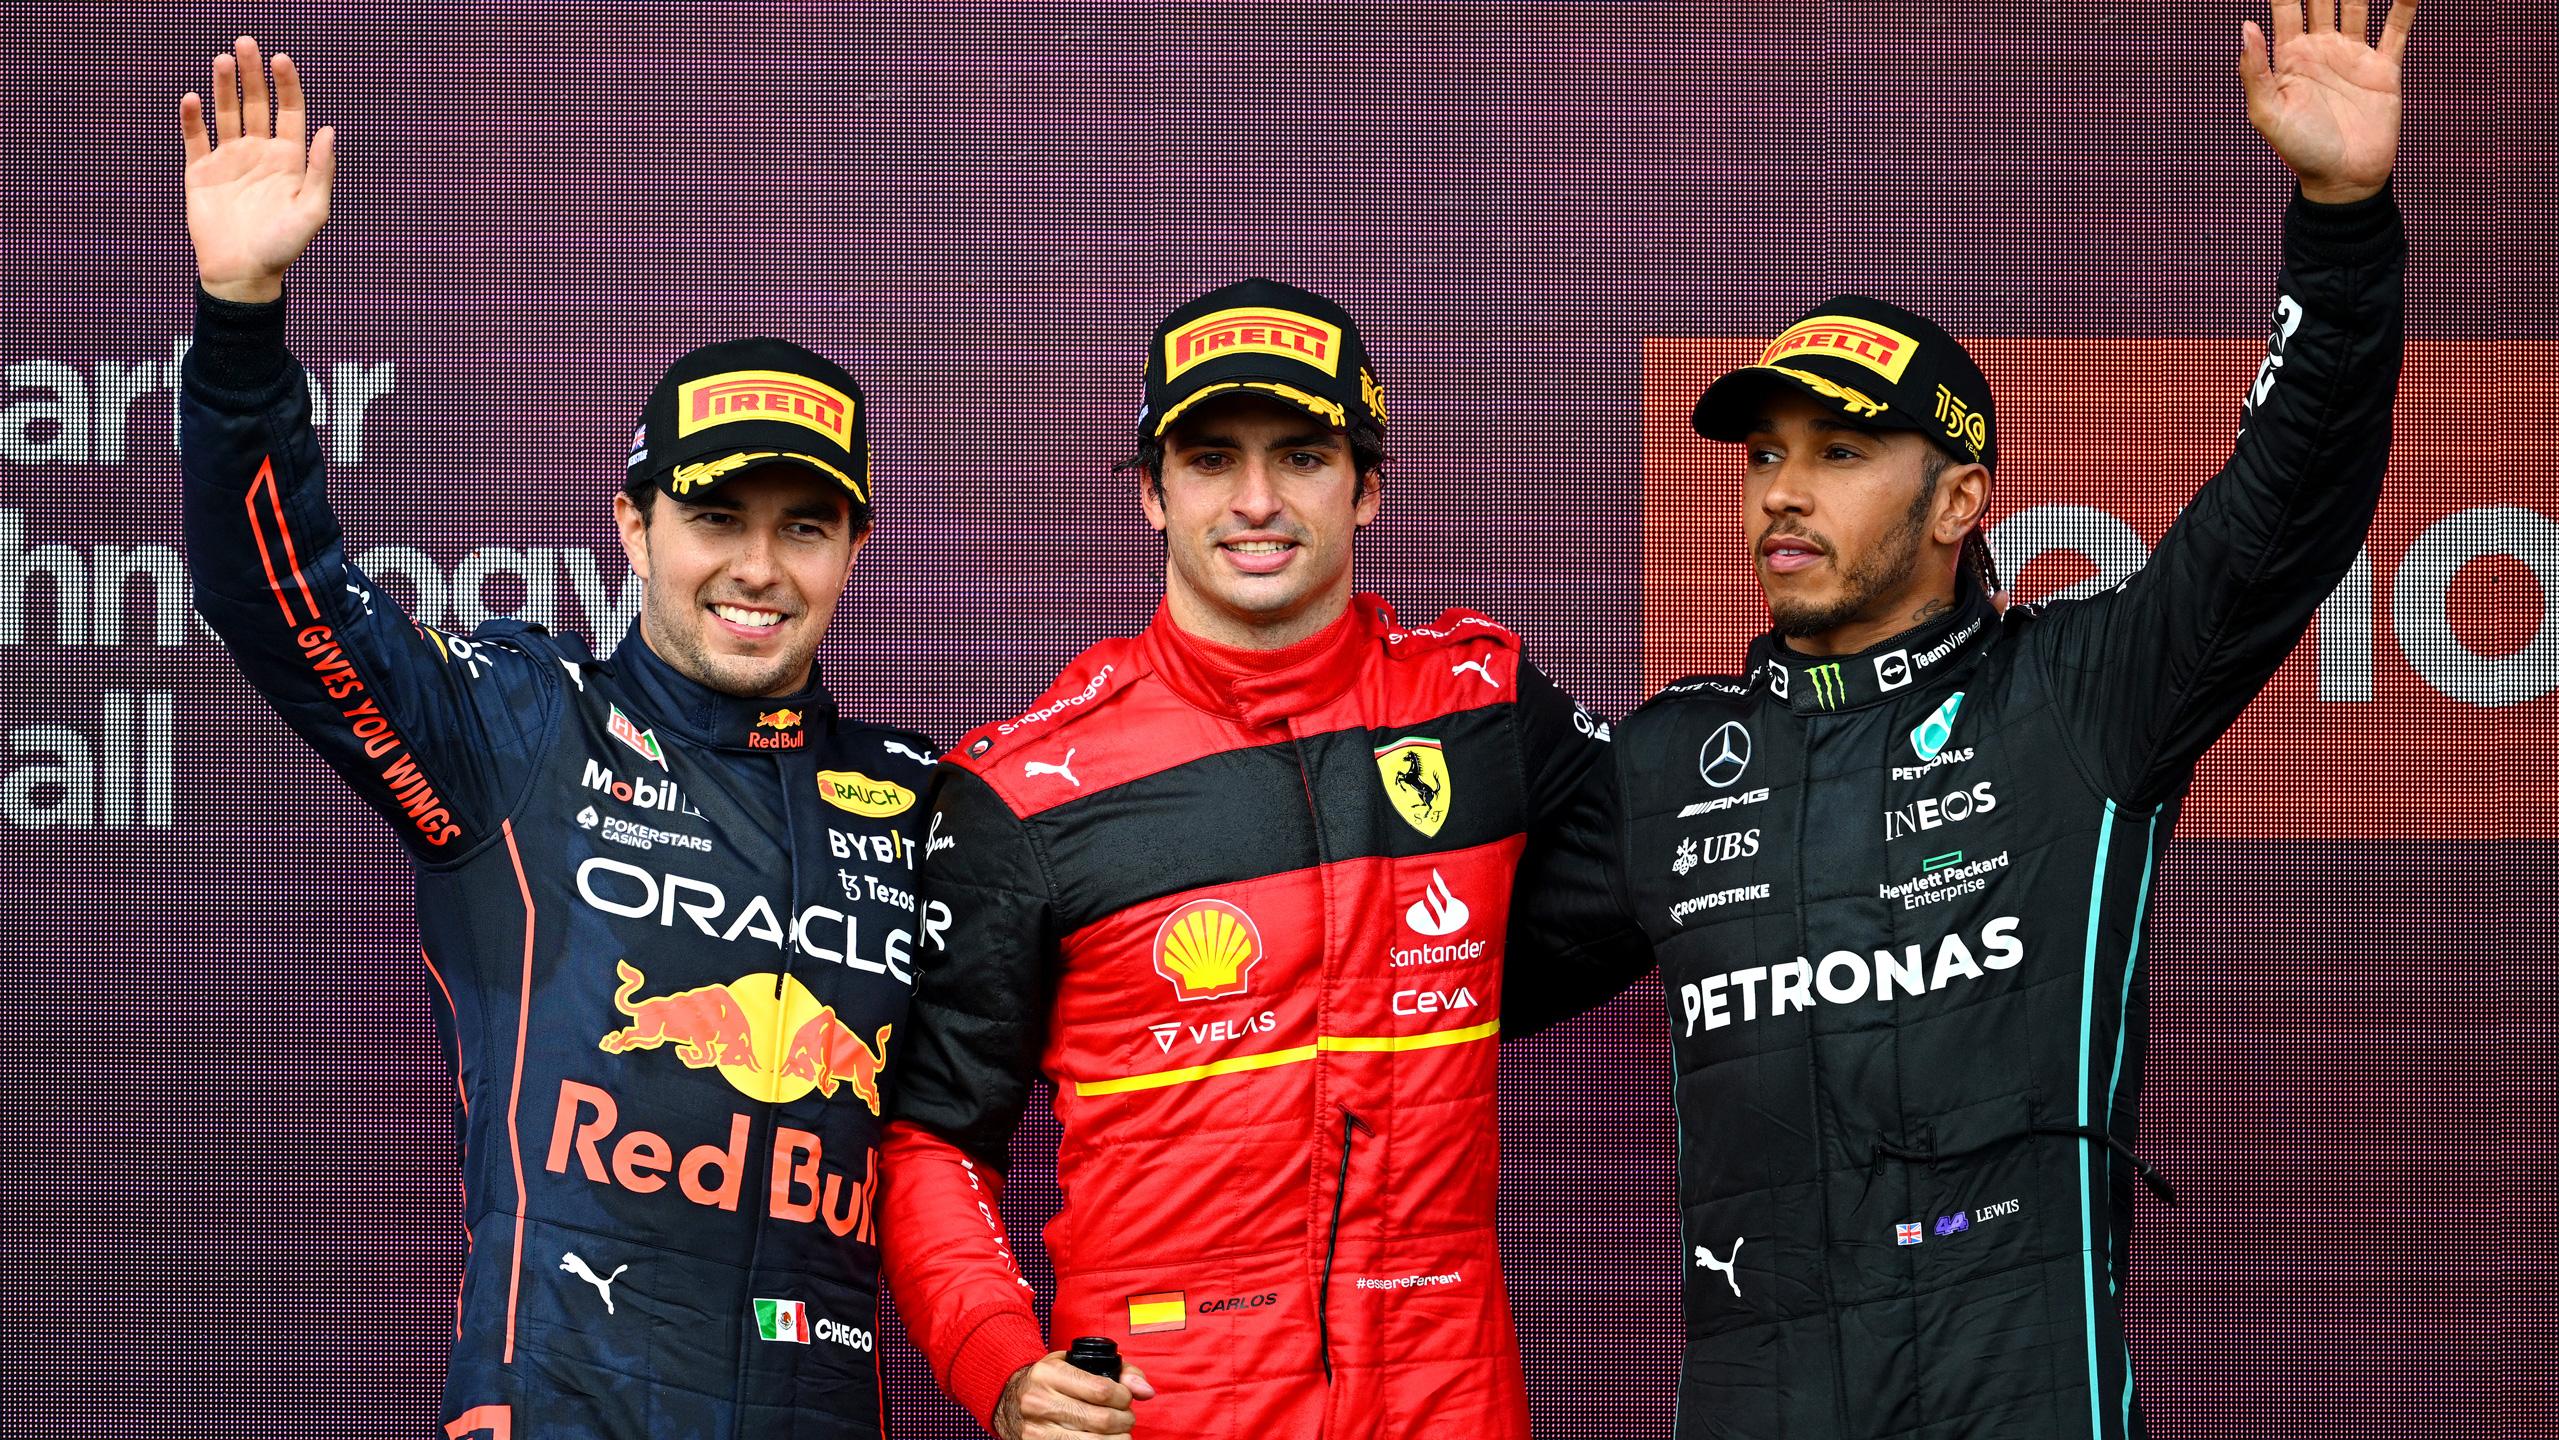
(1606, 188), (2405, 1439)
(876, 597), (1647, 1438)
(181, 290), (930, 1440)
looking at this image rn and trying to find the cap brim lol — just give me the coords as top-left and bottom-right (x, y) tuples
(1690, 364), (1927, 443)
(654, 448), (870, 507)
(1152, 379), (1350, 438)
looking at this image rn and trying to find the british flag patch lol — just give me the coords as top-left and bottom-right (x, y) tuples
(1896, 1222), (1924, 1246)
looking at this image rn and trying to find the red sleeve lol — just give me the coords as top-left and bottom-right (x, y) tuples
(880, 1119), (1049, 1426)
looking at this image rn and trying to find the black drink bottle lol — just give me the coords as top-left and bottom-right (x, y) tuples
(1064, 1336), (1123, 1382)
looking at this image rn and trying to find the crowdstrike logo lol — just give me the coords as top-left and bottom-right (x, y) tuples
(1404, 870), (1471, 936)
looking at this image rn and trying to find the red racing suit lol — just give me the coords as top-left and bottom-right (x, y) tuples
(879, 597), (1647, 1437)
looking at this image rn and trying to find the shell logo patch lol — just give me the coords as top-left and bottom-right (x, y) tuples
(1152, 898), (1263, 1003)
(817, 770), (915, 816)
(1373, 736), (1451, 837)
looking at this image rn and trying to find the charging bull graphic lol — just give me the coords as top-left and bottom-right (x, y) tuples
(777, 1009), (893, 1114)
(598, 962), (888, 1104)
(598, 960), (759, 1068)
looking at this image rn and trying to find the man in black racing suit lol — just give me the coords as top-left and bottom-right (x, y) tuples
(1588, 5), (2418, 1436)
(178, 40), (927, 1438)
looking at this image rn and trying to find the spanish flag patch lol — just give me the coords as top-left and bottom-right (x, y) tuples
(1127, 1291), (1187, 1335)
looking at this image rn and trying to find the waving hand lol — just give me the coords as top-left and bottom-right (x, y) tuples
(181, 37), (336, 303)
(2241, 0), (2417, 204)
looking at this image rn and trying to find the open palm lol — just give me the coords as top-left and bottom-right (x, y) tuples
(181, 37), (336, 302)
(2241, 0), (2417, 204)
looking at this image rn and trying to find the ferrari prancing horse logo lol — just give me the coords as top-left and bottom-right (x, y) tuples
(1374, 736), (1451, 838)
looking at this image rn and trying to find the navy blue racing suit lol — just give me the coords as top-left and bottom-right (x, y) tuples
(183, 289), (927, 1440)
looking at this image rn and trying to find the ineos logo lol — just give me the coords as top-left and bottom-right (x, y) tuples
(1699, 723), (1753, 789)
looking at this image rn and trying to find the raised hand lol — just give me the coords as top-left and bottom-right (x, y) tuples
(2240, 0), (2417, 204)
(180, 36), (337, 303)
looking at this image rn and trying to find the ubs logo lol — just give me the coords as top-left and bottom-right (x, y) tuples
(1698, 722), (1753, 789)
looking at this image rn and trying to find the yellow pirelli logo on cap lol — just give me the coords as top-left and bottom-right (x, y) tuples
(1165, 307), (1343, 381)
(677, 370), (858, 448)
(1759, 316), (1921, 384)
(1128, 1291), (1187, 1334)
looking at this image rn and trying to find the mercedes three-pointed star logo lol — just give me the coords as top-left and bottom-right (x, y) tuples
(1699, 721), (1753, 789)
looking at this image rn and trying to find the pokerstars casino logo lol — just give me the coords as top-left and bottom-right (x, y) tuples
(1152, 898), (1264, 1002)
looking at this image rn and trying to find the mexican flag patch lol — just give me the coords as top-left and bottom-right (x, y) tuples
(755, 1298), (809, 1343)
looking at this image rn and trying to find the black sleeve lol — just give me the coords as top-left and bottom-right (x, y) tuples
(885, 763), (1057, 1171)
(2038, 185), (2407, 805)
(1501, 660), (1657, 1040)
(181, 287), (561, 858)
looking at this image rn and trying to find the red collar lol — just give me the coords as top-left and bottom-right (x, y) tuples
(1141, 597), (1386, 728)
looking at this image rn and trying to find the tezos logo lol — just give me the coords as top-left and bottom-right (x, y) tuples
(1698, 722), (1752, 789)
(1910, 692), (1966, 762)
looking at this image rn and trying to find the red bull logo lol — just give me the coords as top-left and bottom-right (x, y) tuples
(777, 1007), (893, 1115)
(757, 708), (803, 731)
(599, 961), (891, 1105)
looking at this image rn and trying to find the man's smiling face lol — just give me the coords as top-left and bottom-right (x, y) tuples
(613, 463), (866, 698)
(1142, 392), (1380, 650)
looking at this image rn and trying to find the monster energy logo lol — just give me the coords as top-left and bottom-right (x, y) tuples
(1805, 662), (1846, 709)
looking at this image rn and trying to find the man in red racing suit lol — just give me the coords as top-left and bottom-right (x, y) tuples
(877, 279), (1651, 1438)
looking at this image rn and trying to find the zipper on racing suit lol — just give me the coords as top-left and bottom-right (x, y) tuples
(1317, 1103), (1372, 1383)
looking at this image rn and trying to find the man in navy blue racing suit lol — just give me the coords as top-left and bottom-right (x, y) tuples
(179, 39), (928, 1438)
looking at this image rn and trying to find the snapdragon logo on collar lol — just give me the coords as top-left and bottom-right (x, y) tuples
(1910, 692), (1966, 762)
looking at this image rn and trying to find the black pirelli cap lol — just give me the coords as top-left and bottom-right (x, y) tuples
(1139, 278), (1388, 442)
(628, 337), (871, 513)
(1691, 296), (1997, 468)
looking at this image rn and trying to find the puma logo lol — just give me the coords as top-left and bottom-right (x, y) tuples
(560, 1252), (628, 1315)
(1024, 749), (1080, 787)
(1451, 658), (1498, 687)
(884, 741), (934, 766)
(1694, 1236), (1743, 1297)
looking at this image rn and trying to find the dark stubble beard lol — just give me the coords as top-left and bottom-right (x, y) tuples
(1767, 474), (1938, 639)
(638, 579), (815, 698)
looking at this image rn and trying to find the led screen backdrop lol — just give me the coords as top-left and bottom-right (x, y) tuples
(1, 3), (2548, 1436)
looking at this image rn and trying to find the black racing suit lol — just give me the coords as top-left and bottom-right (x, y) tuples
(1599, 189), (2404, 1438)
(182, 290), (929, 1440)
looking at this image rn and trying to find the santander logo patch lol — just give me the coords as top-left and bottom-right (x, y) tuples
(1404, 870), (1471, 937)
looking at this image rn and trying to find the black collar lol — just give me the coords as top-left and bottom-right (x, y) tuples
(1745, 584), (1999, 715)
(612, 632), (838, 752)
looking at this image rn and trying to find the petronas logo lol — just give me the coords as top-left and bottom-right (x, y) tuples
(1805, 662), (1846, 709)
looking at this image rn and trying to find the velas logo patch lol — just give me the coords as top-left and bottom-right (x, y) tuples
(1165, 307), (1343, 381)
(816, 770), (914, 816)
(1152, 898), (1263, 1002)
(1760, 315), (1921, 384)
(676, 370), (858, 449)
